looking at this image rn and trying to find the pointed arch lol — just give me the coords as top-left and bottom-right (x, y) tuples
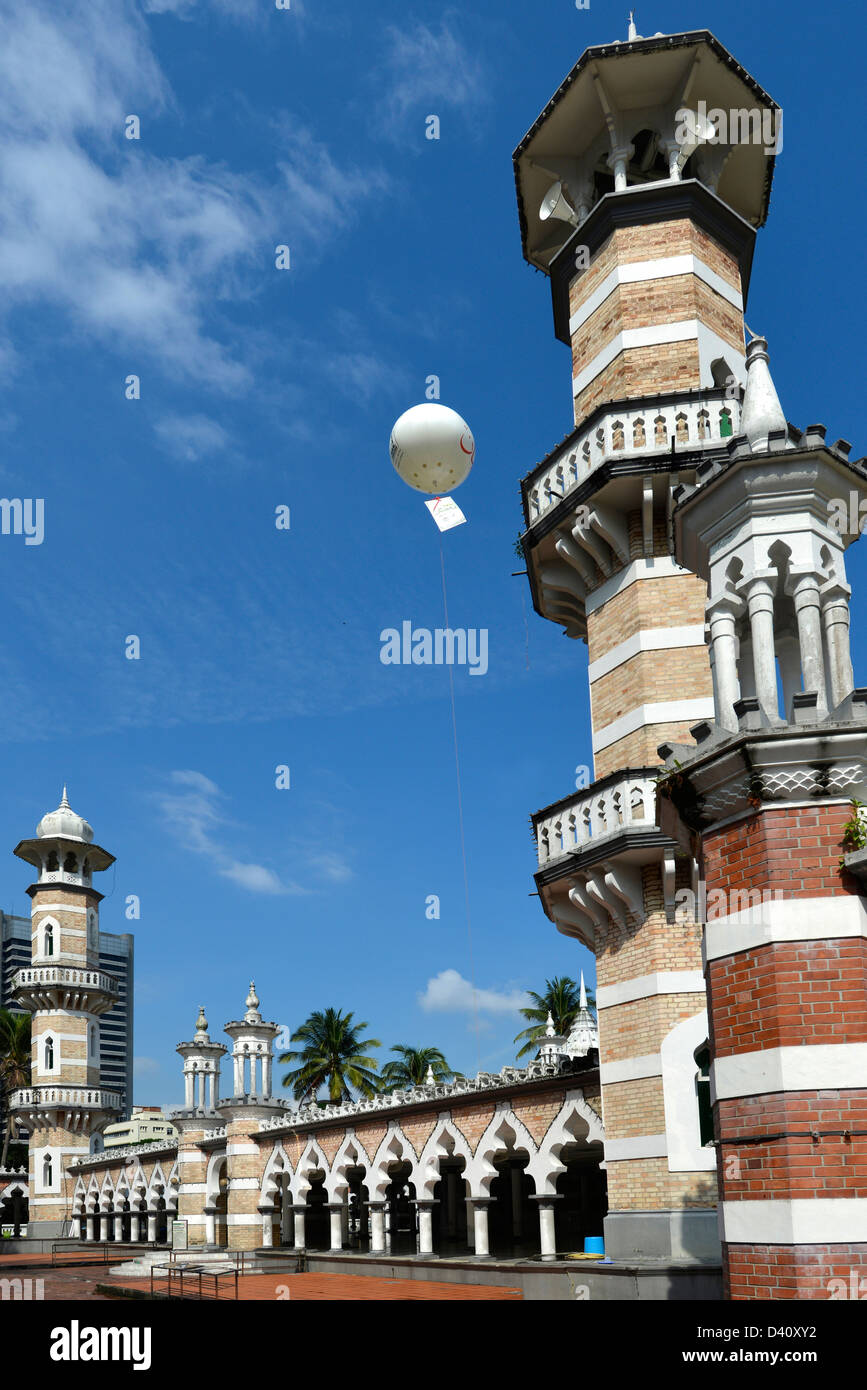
(289, 1140), (329, 1203)
(467, 1106), (539, 1199)
(368, 1125), (419, 1200)
(325, 1131), (373, 1201)
(416, 1118), (474, 1200)
(529, 1089), (605, 1196)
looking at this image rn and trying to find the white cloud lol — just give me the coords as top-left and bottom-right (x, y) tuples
(153, 413), (233, 463)
(133, 1056), (160, 1077)
(374, 17), (490, 140)
(0, 2), (386, 391)
(419, 969), (529, 1016)
(156, 769), (306, 895)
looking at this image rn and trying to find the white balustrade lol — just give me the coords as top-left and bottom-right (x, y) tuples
(526, 390), (741, 524)
(535, 773), (659, 866)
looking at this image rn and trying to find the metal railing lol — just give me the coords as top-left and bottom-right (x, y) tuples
(50, 1240), (165, 1267)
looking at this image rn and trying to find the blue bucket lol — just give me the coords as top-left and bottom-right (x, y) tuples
(584, 1235), (605, 1256)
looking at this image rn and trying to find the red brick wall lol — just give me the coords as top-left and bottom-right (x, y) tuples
(726, 1244), (867, 1300)
(701, 804), (862, 899)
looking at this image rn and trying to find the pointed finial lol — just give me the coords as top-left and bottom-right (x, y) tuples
(196, 1005), (208, 1035)
(740, 334), (787, 449)
(60, 785), (70, 808)
(425, 1063), (435, 1086)
(628, 11), (638, 41)
(246, 979), (259, 1009)
(579, 972), (588, 1010)
(545, 1010), (556, 1038)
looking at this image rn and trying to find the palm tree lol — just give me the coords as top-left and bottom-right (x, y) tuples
(513, 976), (596, 1061)
(0, 1009), (31, 1168)
(279, 1008), (381, 1103)
(380, 1045), (461, 1091)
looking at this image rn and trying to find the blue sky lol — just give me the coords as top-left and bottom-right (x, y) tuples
(0, 0), (863, 1107)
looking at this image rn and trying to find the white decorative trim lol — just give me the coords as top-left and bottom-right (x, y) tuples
(588, 625), (706, 683)
(584, 556), (691, 616)
(32, 904), (87, 915)
(704, 895), (867, 965)
(225, 1214), (262, 1225)
(225, 1143), (258, 1156)
(600, 1053), (662, 1083)
(569, 254), (744, 334)
(228, 1177), (260, 1191)
(592, 699), (716, 754)
(597, 970), (707, 1010)
(661, 1011), (716, 1173)
(720, 1199), (867, 1245)
(712, 1044), (867, 1101)
(573, 320), (744, 398)
(604, 1133), (668, 1161)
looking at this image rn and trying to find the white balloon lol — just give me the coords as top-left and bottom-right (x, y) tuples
(389, 403), (475, 494)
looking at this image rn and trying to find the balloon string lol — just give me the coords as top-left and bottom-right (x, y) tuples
(439, 536), (481, 1073)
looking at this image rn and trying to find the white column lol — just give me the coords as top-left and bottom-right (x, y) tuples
(147, 1212), (157, 1243)
(744, 577), (779, 721)
(260, 1208), (274, 1247)
(130, 1213), (140, 1243)
(329, 1203), (343, 1251)
(607, 144), (634, 192)
(204, 1208), (216, 1246)
(471, 1200), (491, 1258)
(416, 1202), (436, 1256)
(789, 573), (827, 714)
(280, 1188), (292, 1246)
(262, 1053), (272, 1099)
(533, 1196), (561, 1261)
(233, 1053), (242, 1095)
(821, 583), (855, 708)
(369, 1204), (386, 1254)
(293, 1206), (306, 1249)
(113, 1212), (124, 1242)
(184, 1069), (194, 1108)
(707, 602), (742, 731)
(212, 1067), (220, 1108)
(86, 1213), (97, 1241)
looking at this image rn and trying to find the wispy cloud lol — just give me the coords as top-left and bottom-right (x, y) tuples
(155, 770), (302, 896)
(372, 17), (491, 142)
(419, 969), (529, 1015)
(152, 412), (234, 463)
(0, 2), (387, 393)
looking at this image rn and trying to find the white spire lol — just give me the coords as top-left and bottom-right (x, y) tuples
(579, 971), (588, 1010)
(545, 1010), (556, 1038)
(740, 333), (787, 451)
(627, 11), (638, 40)
(424, 1063), (435, 1086)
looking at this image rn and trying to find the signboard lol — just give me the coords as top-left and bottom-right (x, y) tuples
(171, 1219), (188, 1251)
(425, 496), (467, 532)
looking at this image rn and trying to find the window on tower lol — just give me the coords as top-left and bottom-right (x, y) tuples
(44, 922), (54, 957)
(43, 1155), (53, 1187)
(46, 851), (59, 872)
(63, 852), (78, 874)
(45, 1036), (55, 1070)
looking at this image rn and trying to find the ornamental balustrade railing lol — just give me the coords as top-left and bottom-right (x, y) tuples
(12, 1086), (123, 1108)
(535, 771), (660, 867)
(13, 966), (118, 995)
(257, 1055), (584, 1132)
(524, 388), (741, 525)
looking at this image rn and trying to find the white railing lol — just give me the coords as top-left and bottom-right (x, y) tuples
(526, 390), (741, 524)
(12, 1086), (123, 1109)
(13, 966), (117, 995)
(535, 773), (659, 867)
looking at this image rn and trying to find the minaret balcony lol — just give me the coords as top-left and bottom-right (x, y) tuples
(523, 387), (742, 528)
(11, 1085), (123, 1128)
(533, 768), (664, 872)
(12, 965), (118, 1014)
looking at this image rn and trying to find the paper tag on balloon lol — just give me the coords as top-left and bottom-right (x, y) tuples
(425, 496), (467, 532)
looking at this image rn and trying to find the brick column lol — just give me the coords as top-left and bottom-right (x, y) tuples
(703, 802), (867, 1299)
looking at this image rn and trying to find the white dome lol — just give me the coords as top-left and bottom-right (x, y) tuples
(36, 787), (94, 844)
(389, 403), (475, 494)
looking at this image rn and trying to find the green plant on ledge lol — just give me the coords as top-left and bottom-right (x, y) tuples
(839, 798), (867, 869)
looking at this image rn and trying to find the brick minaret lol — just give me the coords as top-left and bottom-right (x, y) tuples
(172, 1006), (227, 1247)
(516, 25), (780, 1273)
(11, 791), (122, 1236)
(660, 342), (867, 1298)
(219, 982), (286, 1250)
